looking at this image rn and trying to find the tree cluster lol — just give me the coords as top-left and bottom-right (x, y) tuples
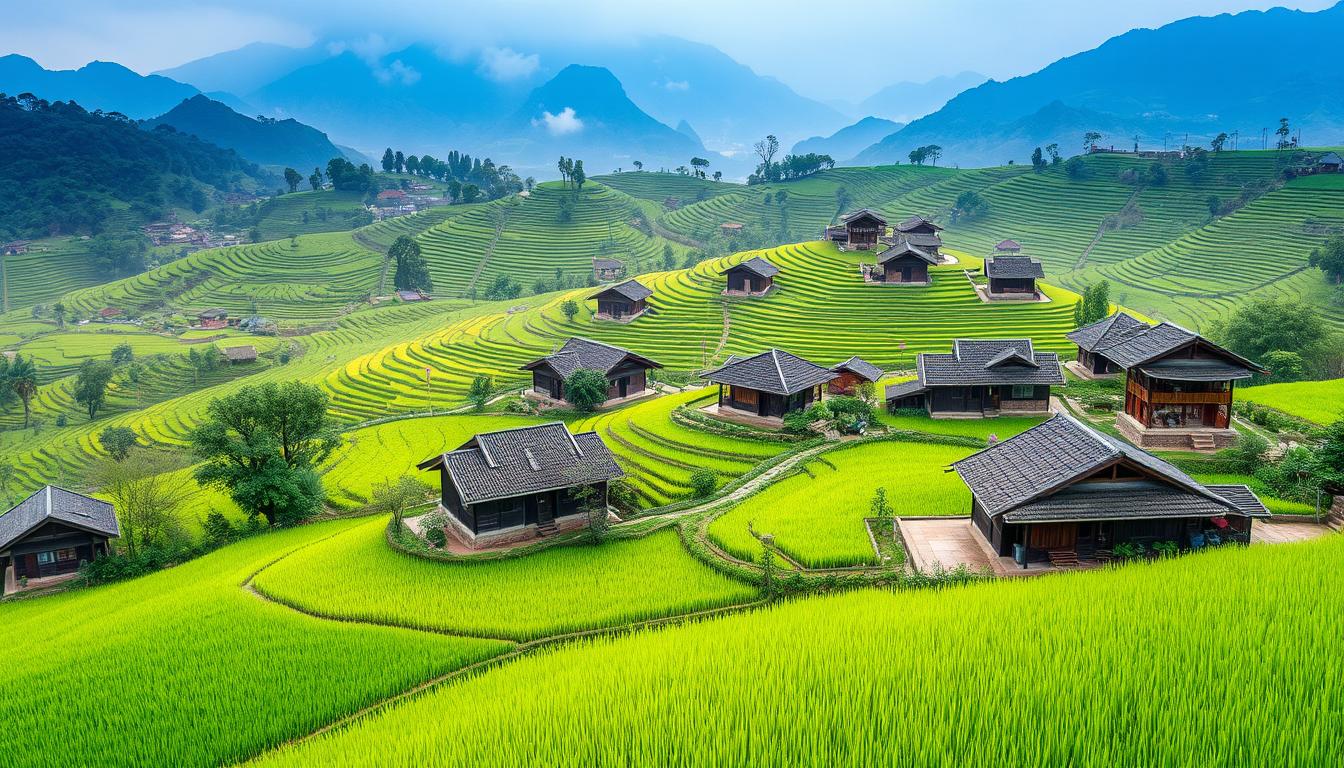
(1209, 297), (1344, 381)
(389, 236), (434, 293)
(557, 157), (587, 192)
(907, 145), (943, 166)
(950, 190), (989, 223)
(1072, 281), (1112, 328)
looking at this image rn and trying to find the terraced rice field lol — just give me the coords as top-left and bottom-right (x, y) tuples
(0, 237), (104, 311)
(250, 534), (1344, 767)
(413, 182), (689, 297)
(252, 189), (370, 241)
(252, 519), (756, 640)
(595, 171), (735, 203)
(1239, 378), (1344, 425)
(0, 519), (509, 768)
(707, 439), (976, 568)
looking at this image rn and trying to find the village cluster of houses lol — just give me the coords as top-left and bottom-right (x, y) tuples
(370, 187), (450, 220)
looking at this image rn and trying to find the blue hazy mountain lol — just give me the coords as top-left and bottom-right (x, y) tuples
(852, 71), (987, 123)
(0, 54), (198, 118)
(142, 95), (347, 169)
(791, 116), (905, 162)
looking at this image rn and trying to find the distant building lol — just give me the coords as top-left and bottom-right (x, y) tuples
(521, 337), (662, 406)
(983, 256), (1044, 299)
(890, 215), (944, 257)
(397, 290), (427, 302)
(592, 258), (625, 282)
(702, 349), (838, 421)
(376, 189), (408, 205)
(97, 307), (124, 319)
(720, 222), (744, 236)
(1, 486), (119, 592)
(2, 240), (30, 255)
(1314, 152), (1342, 173)
(222, 345), (258, 364)
(591, 279), (653, 322)
(196, 308), (229, 329)
(885, 338), (1064, 418)
(828, 356), (884, 396)
(825, 209), (887, 250)
(720, 256), (779, 296)
(417, 422), (624, 548)
(994, 239), (1023, 254)
(871, 242), (938, 285)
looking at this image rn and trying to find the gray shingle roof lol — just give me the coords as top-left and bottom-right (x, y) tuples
(197, 308), (228, 319)
(995, 239), (1022, 251)
(916, 339), (1064, 387)
(722, 256), (779, 279)
(1066, 312), (1150, 351)
(984, 256), (1044, 279)
(701, 349), (838, 395)
(900, 232), (942, 249)
(895, 215), (942, 232)
(593, 279), (653, 303)
(884, 380), (929, 400)
(839, 209), (887, 225)
(831, 356), (884, 382)
(1138, 362), (1254, 381)
(877, 241), (940, 266)
(1317, 152), (1342, 165)
(0, 485), (119, 551)
(1205, 485), (1271, 517)
(521, 337), (662, 379)
(951, 413), (1258, 519)
(419, 423), (623, 505)
(1002, 483), (1239, 523)
(223, 345), (257, 361)
(592, 258), (623, 270)
(1067, 312), (1264, 373)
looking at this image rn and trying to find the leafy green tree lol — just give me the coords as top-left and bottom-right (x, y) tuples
(381, 148), (395, 172)
(53, 301), (66, 329)
(1314, 420), (1344, 495)
(1275, 117), (1292, 149)
(1072, 281), (1111, 327)
(390, 235), (434, 293)
(405, 155), (419, 175)
(870, 487), (894, 518)
(371, 476), (434, 536)
(1211, 132), (1228, 152)
(561, 299), (580, 322)
(662, 244), (676, 270)
(690, 468), (716, 498)
(632, 160), (643, 172)
(393, 150), (405, 173)
(1083, 131), (1102, 152)
(87, 448), (192, 558)
(283, 167), (302, 193)
(73, 359), (115, 420)
(466, 375), (493, 412)
(951, 190), (989, 223)
(1206, 195), (1223, 218)
(563, 369), (609, 413)
(1309, 235), (1344, 284)
(110, 342), (134, 366)
(6, 354), (37, 428)
(0, 459), (14, 503)
(461, 184), (481, 204)
(1065, 156), (1090, 180)
(1147, 162), (1168, 186)
(1261, 350), (1305, 382)
(99, 426), (138, 460)
(1209, 297), (1328, 368)
(1031, 147), (1046, 172)
(308, 167), (323, 191)
(690, 157), (709, 178)
(572, 160), (586, 193)
(1045, 143), (1061, 165)
(190, 381), (339, 526)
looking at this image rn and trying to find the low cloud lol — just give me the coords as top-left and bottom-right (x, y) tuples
(532, 106), (583, 136)
(663, 78), (690, 91)
(480, 46), (540, 81)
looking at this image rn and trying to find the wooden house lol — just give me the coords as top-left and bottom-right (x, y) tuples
(1315, 152), (1342, 173)
(396, 290), (427, 302)
(521, 337), (662, 405)
(417, 422), (624, 547)
(721, 256), (779, 296)
(592, 258), (625, 281)
(983, 256), (1044, 298)
(2, 240), (30, 256)
(197, 308), (229, 329)
(1067, 313), (1265, 449)
(720, 222), (744, 236)
(953, 413), (1268, 568)
(885, 338), (1063, 417)
(825, 210), (887, 250)
(994, 239), (1023, 254)
(702, 349), (838, 421)
(828, 356), (884, 395)
(223, 345), (258, 364)
(376, 189), (408, 206)
(873, 242), (939, 284)
(591, 279), (652, 321)
(1, 486), (118, 592)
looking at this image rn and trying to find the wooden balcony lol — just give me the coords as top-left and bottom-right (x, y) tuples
(1127, 378), (1230, 405)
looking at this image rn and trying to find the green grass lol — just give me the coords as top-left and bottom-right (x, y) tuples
(1239, 378), (1344, 425)
(879, 412), (1046, 439)
(252, 519), (756, 641)
(252, 189), (370, 241)
(0, 237), (104, 310)
(708, 439), (975, 568)
(249, 534), (1344, 767)
(0, 519), (509, 768)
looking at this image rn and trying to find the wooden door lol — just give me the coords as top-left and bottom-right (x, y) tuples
(537, 493), (554, 524)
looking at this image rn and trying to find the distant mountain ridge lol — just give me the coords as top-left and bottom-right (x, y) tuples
(0, 54), (198, 118)
(143, 95), (348, 170)
(854, 71), (987, 123)
(792, 116), (905, 162)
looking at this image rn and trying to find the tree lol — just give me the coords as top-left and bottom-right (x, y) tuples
(1211, 132), (1229, 153)
(1045, 143), (1061, 165)
(632, 160), (643, 172)
(393, 150), (405, 173)
(908, 147), (927, 165)
(690, 157), (710, 178)
(405, 155), (420, 175)
(88, 448), (193, 558)
(6, 354), (37, 428)
(190, 381), (339, 526)
(1275, 117), (1291, 149)
(1314, 420), (1344, 495)
(1208, 297), (1328, 368)
(1206, 195), (1223, 218)
(1147, 161), (1167, 186)
(0, 459), (14, 503)
(461, 184), (481, 204)
(713, 171), (722, 182)
(870, 487), (894, 519)
(561, 299), (580, 322)
(1031, 147), (1046, 172)
(186, 347), (218, 385)
(73, 359), (115, 420)
(110, 342), (134, 366)
(1065, 156), (1090, 180)
(951, 190), (989, 223)
(572, 160), (586, 193)
(381, 148), (395, 172)
(308, 167), (323, 191)
(662, 244), (676, 270)
(1309, 235), (1344, 284)
(1083, 131), (1102, 152)
(690, 468), (716, 498)
(390, 235), (434, 293)
(524, 176), (535, 192)
(924, 145), (943, 167)
(563, 369), (609, 413)
(1073, 281), (1112, 327)
(53, 301), (66, 329)
(466, 375), (494, 412)
(99, 426), (138, 460)
(283, 167), (302, 193)
(1261, 350), (1305, 383)
(370, 476), (433, 535)
(753, 135), (780, 174)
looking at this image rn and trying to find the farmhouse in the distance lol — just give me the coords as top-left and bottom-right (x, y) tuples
(721, 256), (779, 296)
(592, 258), (624, 281)
(994, 239), (1023, 254)
(591, 279), (652, 321)
(417, 422), (623, 547)
(702, 349), (838, 422)
(1067, 312), (1265, 449)
(982, 255), (1044, 299)
(829, 356), (884, 395)
(885, 338), (1063, 417)
(870, 241), (939, 285)
(825, 209), (886, 250)
(890, 215), (943, 257)
(1, 486), (119, 593)
(522, 337), (662, 406)
(953, 413), (1268, 569)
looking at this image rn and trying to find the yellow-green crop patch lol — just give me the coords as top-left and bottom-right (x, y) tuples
(251, 519), (757, 640)
(1240, 378), (1344, 425)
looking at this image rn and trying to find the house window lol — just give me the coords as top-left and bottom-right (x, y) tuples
(36, 551), (55, 565)
(1010, 385), (1036, 399)
(56, 548), (78, 561)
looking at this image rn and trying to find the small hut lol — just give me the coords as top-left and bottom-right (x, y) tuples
(591, 279), (653, 321)
(828, 356), (884, 395)
(721, 257), (779, 296)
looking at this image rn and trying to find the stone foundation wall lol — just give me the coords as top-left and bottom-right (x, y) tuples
(1000, 399), (1050, 413)
(1115, 416), (1238, 449)
(442, 505), (590, 550)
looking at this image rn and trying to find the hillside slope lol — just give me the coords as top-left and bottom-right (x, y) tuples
(143, 95), (345, 169)
(0, 55), (199, 118)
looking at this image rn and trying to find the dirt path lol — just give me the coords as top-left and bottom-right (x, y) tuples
(1073, 188), (1140, 270)
(464, 205), (515, 296)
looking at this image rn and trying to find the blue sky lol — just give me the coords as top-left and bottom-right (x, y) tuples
(2, 0), (1335, 101)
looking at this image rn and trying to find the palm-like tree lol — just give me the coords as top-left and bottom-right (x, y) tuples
(7, 354), (37, 428)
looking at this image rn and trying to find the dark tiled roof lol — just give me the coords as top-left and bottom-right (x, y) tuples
(1002, 483), (1238, 523)
(592, 258), (623, 270)
(831, 356), (884, 382)
(0, 485), (119, 551)
(900, 232), (942, 249)
(876, 242), (940, 266)
(1066, 312), (1149, 351)
(951, 413), (1253, 518)
(1205, 485), (1271, 517)
(1067, 312), (1264, 373)
(984, 256), (1044, 279)
(1317, 152), (1343, 165)
(895, 215), (943, 232)
(917, 339), (1064, 387)
(701, 349), (838, 395)
(198, 308), (228, 318)
(521, 337), (662, 379)
(722, 256), (779, 278)
(223, 346), (257, 361)
(839, 209), (887, 225)
(884, 380), (929, 400)
(1138, 362), (1254, 381)
(419, 423), (623, 505)
(593, 279), (653, 303)
(995, 239), (1022, 251)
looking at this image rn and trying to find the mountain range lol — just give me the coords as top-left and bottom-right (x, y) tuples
(142, 95), (348, 170)
(0, 54), (197, 118)
(791, 116), (905, 161)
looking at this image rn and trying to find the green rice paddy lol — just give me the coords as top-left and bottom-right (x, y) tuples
(1240, 378), (1344, 425)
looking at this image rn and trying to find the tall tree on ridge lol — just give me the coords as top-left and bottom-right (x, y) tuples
(381, 148), (395, 172)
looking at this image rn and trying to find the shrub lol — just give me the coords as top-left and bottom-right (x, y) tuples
(690, 469), (717, 498)
(420, 507), (448, 548)
(1222, 432), (1270, 473)
(564, 369), (610, 413)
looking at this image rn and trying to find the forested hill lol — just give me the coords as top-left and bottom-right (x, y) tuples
(0, 94), (274, 239)
(143, 95), (345, 170)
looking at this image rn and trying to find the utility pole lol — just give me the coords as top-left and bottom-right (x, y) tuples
(1, 250), (7, 314)
(1232, 130), (1239, 151)
(1262, 128), (1268, 150)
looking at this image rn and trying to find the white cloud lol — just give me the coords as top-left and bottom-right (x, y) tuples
(479, 46), (540, 81)
(663, 79), (690, 91)
(532, 107), (583, 136)
(385, 59), (420, 85)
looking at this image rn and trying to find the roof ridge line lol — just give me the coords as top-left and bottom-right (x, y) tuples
(770, 349), (787, 392)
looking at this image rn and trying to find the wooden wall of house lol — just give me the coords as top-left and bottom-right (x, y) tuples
(989, 277), (1036, 294)
(881, 256), (929, 283)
